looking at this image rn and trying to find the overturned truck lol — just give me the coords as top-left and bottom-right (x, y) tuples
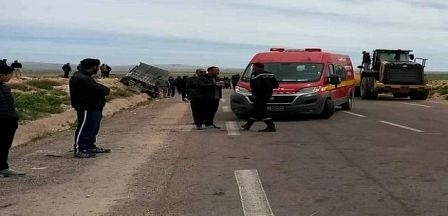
(120, 62), (169, 98)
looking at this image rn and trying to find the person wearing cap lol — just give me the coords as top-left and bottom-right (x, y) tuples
(69, 58), (111, 158)
(0, 65), (26, 176)
(11, 60), (23, 78)
(241, 62), (279, 132)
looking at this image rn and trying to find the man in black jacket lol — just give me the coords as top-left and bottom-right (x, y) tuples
(203, 66), (223, 129)
(187, 69), (206, 129)
(62, 63), (72, 78)
(0, 65), (26, 176)
(241, 63), (279, 132)
(69, 59), (111, 158)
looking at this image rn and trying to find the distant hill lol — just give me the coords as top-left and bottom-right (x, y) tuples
(20, 61), (243, 74)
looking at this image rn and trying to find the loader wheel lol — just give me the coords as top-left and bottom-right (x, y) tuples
(393, 93), (409, 98)
(319, 99), (335, 119)
(360, 77), (378, 99)
(410, 90), (429, 100)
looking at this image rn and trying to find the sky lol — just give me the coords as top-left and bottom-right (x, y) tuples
(0, 0), (447, 71)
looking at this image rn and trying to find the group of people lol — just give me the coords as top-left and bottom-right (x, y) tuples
(1, 59), (23, 79)
(186, 67), (224, 130)
(0, 58), (111, 177)
(62, 63), (112, 79)
(0, 59), (279, 177)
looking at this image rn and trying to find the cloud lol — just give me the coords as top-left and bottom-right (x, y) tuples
(0, 0), (447, 70)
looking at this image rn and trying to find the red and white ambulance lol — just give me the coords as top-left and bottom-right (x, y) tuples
(231, 48), (355, 119)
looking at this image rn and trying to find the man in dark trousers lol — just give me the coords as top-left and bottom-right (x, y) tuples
(62, 63), (72, 78)
(0, 65), (26, 176)
(11, 60), (23, 78)
(241, 63), (279, 132)
(187, 69), (206, 130)
(168, 76), (176, 97)
(202, 66), (223, 129)
(69, 59), (111, 158)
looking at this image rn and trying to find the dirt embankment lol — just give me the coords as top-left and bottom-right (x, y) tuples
(9, 77), (150, 147)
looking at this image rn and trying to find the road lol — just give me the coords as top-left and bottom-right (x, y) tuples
(1, 90), (448, 216)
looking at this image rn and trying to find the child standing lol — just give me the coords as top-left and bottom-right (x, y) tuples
(0, 65), (25, 177)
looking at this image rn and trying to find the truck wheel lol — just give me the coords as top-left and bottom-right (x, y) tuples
(341, 94), (353, 110)
(410, 90), (429, 100)
(319, 99), (335, 119)
(393, 93), (409, 98)
(360, 77), (378, 99)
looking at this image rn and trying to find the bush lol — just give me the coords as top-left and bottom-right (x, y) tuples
(14, 92), (66, 121)
(8, 83), (33, 92)
(437, 87), (448, 95)
(106, 87), (135, 101)
(25, 79), (61, 90)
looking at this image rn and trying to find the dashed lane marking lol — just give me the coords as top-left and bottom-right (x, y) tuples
(234, 170), (274, 216)
(222, 106), (231, 113)
(379, 121), (424, 133)
(226, 121), (241, 136)
(401, 102), (432, 108)
(342, 111), (366, 118)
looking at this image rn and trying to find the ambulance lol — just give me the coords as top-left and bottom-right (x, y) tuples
(231, 48), (355, 119)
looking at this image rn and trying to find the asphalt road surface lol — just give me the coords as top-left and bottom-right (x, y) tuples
(1, 90), (448, 216)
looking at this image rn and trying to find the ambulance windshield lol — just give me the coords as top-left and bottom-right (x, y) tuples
(243, 63), (323, 82)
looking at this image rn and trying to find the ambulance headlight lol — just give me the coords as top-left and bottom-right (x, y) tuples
(235, 86), (251, 95)
(297, 86), (321, 94)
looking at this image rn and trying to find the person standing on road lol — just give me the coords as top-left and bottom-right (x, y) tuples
(202, 66), (222, 129)
(11, 60), (23, 78)
(62, 63), (72, 78)
(69, 59), (111, 158)
(177, 76), (189, 102)
(241, 63), (278, 132)
(168, 76), (176, 97)
(231, 73), (240, 90)
(187, 69), (206, 129)
(0, 65), (26, 176)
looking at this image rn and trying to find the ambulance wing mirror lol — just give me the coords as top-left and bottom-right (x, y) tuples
(410, 54), (415, 61)
(357, 65), (364, 69)
(327, 74), (341, 86)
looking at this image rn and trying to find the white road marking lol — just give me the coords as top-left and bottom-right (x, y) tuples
(31, 167), (49, 170)
(402, 102), (432, 108)
(226, 121), (241, 136)
(222, 106), (231, 113)
(342, 111), (366, 118)
(379, 121), (424, 133)
(234, 170), (274, 216)
(221, 98), (227, 103)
